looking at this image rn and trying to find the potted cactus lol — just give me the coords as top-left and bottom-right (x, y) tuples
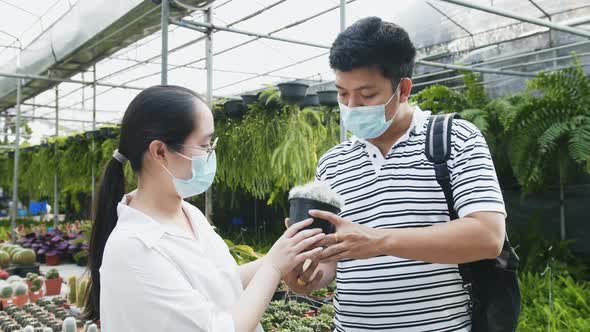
(76, 278), (90, 308)
(25, 273), (38, 290)
(67, 276), (77, 305)
(12, 282), (28, 306)
(62, 317), (76, 332)
(0, 251), (10, 268)
(44, 269), (62, 296)
(0, 284), (13, 308)
(288, 181), (344, 234)
(29, 277), (43, 303)
(317, 90), (339, 106)
(277, 82), (309, 104)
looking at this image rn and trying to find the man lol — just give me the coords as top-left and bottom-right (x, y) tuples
(283, 17), (506, 331)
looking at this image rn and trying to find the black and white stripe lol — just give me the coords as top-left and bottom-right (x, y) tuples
(316, 108), (506, 331)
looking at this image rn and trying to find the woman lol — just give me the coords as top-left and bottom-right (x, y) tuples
(84, 86), (325, 331)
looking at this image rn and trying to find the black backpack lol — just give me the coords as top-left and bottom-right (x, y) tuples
(425, 113), (521, 332)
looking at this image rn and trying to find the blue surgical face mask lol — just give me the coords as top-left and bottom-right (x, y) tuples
(162, 151), (217, 199)
(339, 82), (401, 140)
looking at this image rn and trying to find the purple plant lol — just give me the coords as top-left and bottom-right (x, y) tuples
(19, 229), (84, 259)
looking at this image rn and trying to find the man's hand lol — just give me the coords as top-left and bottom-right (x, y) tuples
(310, 210), (382, 262)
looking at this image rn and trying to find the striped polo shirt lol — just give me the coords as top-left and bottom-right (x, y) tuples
(316, 106), (506, 332)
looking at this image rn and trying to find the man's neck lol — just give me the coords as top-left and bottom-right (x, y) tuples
(368, 103), (415, 157)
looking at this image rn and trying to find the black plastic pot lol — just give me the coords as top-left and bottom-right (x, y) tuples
(223, 100), (246, 118)
(85, 130), (100, 139)
(100, 127), (115, 138)
(317, 90), (339, 107)
(212, 107), (225, 120)
(7, 263), (40, 278)
(259, 92), (282, 110)
(241, 94), (258, 107)
(272, 290), (287, 301)
(278, 83), (309, 104)
(300, 94), (319, 108)
(288, 197), (340, 234)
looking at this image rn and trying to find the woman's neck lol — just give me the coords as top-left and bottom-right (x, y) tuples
(130, 177), (184, 224)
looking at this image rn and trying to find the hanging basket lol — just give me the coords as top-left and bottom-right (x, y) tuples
(317, 90), (338, 107)
(300, 94), (319, 108)
(223, 100), (246, 118)
(241, 94), (258, 107)
(277, 83), (309, 104)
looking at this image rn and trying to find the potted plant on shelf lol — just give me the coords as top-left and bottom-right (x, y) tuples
(223, 99), (246, 119)
(44, 269), (62, 296)
(277, 82), (309, 104)
(241, 94), (258, 107)
(12, 282), (28, 307)
(28, 277), (43, 303)
(288, 181), (344, 234)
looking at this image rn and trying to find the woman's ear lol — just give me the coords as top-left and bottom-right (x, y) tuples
(147, 140), (169, 163)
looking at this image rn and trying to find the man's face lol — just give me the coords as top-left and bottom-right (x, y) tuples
(335, 66), (401, 121)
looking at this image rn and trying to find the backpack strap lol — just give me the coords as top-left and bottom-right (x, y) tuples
(425, 113), (460, 220)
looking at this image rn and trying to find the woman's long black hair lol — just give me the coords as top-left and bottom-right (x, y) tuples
(84, 85), (206, 321)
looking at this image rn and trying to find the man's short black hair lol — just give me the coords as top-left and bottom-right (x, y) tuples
(329, 17), (417, 85)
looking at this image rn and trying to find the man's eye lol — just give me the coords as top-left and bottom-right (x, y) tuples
(362, 95), (376, 99)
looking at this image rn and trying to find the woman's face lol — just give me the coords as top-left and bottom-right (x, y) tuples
(166, 100), (215, 180)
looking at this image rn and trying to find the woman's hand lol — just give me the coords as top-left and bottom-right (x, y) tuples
(264, 218), (325, 277)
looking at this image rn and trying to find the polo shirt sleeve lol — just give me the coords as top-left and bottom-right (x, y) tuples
(448, 120), (507, 218)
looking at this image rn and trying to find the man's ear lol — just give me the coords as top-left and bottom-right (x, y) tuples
(399, 78), (413, 103)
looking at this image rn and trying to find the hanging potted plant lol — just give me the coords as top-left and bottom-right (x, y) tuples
(288, 181), (344, 234)
(300, 94), (319, 108)
(84, 130), (100, 140)
(258, 88), (282, 111)
(241, 94), (258, 107)
(223, 99), (246, 119)
(28, 277), (43, 303)
(277, 82), (309, 104)
(44, 269), (62, 296)
(317, 90), (338, 107)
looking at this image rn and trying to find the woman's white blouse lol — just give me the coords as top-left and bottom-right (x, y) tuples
(100, 193), (263, 332)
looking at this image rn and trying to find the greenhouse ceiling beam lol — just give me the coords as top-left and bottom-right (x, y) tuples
(416, 60), (537, 77)
(437, 0), (590, 39)
(14, 115), (117, 126)
(21, 103), (121, 113)
(171, 18), (331, 50)
(0, 71), (145, 91)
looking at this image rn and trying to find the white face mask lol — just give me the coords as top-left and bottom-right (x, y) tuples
(338, 81), (401, 140)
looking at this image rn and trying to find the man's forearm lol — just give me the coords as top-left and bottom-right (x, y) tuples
(376, 214), (505, 264)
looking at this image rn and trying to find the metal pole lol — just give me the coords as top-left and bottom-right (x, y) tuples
(339, 0), (346, 143)
(437, 0), (590, 39)
(416, 60), (536, 77)
(10, 78), (21, 243)
(161, 0), (169, 85)
(54, 86), (59, 226)
(171, 18), (331, 50)
(205, 7), (214, 224)
(91, 64), (97, 219)
(0, 71), (145, 90)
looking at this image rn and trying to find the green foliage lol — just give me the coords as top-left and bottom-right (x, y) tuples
(223, 239), (263, 265)
(411, 84), (469, 114)
(518, 272), (590, 331)
(261, 301), (334, 332)
(503, 58), (590, 192)
(215, 86), (339, 204)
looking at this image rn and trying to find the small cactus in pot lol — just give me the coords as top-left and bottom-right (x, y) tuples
(62, 317), (76, 332)
(12, 282), (28, 307)
(288, 181), (344, 234)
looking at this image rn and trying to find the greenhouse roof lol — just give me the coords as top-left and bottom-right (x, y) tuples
(0, 0), (589, 143)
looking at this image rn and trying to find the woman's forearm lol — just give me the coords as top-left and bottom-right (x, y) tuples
(231, 263), (281, 332)
(238, 257), (265, 288)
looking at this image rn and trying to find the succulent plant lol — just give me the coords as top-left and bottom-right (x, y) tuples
(288, 181), (345, 209)
(24, 325), (35, 332)
(0, 251), (11, 268)
(76, 278), (89, 308)
(67, 276), (77, 304)
(45, 269), (60, 280)
(62, 317), (76, 332)
(7, 275), (22, 284)
(86, 324), (98, 332)
(14, 282), (27, 296)
(25, 273), (39, 282)
(1, 284), (13, 298)
(12, 249), (36, 265)
(51, 297), (66, 306)
(30, 277), (43, 292)
(43, 328), (53, 332)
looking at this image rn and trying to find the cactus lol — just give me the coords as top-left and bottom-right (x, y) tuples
(46, 269), (59, 280)
(14, 282), (27, 296)
(67, 276), (77, 304)
(23, 325), (34, 332)
(0, 251), (10, 268)
(13, 249), (36, 265)
(7, 275), (22, 284)
(87, 324), (98, 332)
(43, 328), (53, 332)
(25, 273), (38, 282)
(62, 317), (76, 332)
(0, 284), (13, 298)
(30, 277), (42, 292)
(76, 278), (90, 308)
